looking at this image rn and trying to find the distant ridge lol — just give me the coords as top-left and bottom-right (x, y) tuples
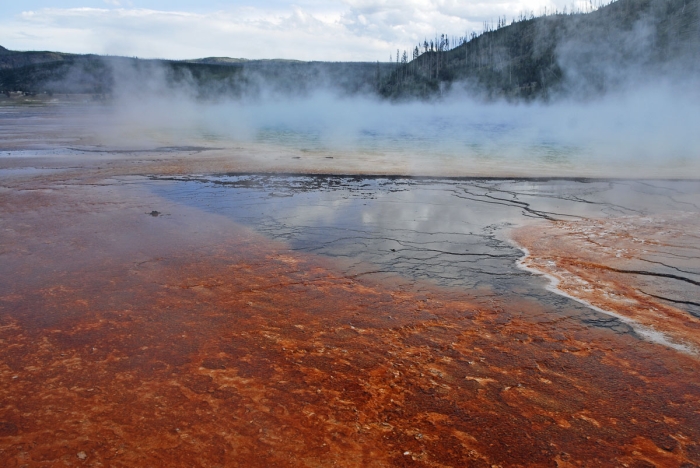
(184, 57), (249, 65)
(183, 57), (307, 65)
(0, 47), (70, 70)
(0, 48), (394, 98)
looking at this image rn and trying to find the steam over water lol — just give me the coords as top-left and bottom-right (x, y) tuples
(48, 82), (696, 179)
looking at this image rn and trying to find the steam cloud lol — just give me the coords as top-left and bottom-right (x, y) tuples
(37, 0), (700, 180)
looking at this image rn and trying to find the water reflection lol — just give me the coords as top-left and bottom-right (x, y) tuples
(150, 176), (697, 288)
(148, 174), (700, 345)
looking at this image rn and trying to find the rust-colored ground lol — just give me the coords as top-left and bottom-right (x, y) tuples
(1, 170), (700, 467)
(513, 214), (700, 354)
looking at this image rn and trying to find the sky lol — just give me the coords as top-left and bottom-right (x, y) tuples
(0, 0), (593, 61)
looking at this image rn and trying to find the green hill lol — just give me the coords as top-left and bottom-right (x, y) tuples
(381, 0), (700, 99)
(0, 51), (393, 98)
(0, 47), (73, 70)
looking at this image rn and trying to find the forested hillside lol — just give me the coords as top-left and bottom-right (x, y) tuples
(0, 51), (394, 99)
(381, 0), (700, 99)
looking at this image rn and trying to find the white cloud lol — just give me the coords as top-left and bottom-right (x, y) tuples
(340, 0), (589, 43)
(0, 1), (595, 60)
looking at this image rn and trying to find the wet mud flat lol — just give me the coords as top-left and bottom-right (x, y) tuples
(150, 174), (700, 341)
(1, 163), (700, 467)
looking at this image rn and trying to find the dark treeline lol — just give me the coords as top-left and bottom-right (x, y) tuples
(1, 0), (699, 101)
(0, 46), (395, 100)
(381, 0), (700, 99)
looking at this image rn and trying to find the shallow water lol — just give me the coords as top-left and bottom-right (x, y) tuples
(150, 174), (700, 338)
(156, 92), (700, 178)
(2, 95), (700, 178)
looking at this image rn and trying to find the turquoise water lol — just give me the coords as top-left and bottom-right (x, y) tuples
(140, 90), (700, 178)
(4, 87), (700, 178)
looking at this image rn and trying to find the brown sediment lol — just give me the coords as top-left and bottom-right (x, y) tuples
(1, 171), (700, 467)
(512, 213), (700, 354)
